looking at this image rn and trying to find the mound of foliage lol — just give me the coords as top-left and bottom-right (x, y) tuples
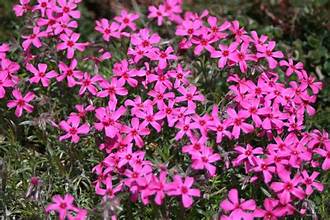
(0, 0), (329, 219)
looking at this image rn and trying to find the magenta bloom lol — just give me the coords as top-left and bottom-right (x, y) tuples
(59, 118), (90, 143)
(114, 10), (139, 31)
(226, 108), (254, 139)
(234, 144), (263, 166)
(148, 5), (168, 26)
(95, 176), (122, 199)
(0, 72), (15, 99)
(122, 117), (150, 148)
(280, 58), (304, 77)
(167, 175), (200, 208)
(46, 194), (87, 220)
(26, 63), (58, 87)
(57, 33), (87, 59)
(7, 89), (35, 117)
(95, 19), (121, 41)
(229, 42), (256, 73)
(13, 0), (32, 17)
(148, 171), (172, 205)
(220, 188), (256, 220)
(46, 194), (76, 220)
(56, 0), (81, 20)
(94, 104), (126, 138)
(256, 41), (284, 69)
(270, 167), (305, 204)
(22, 27), (47, 51)
(176, 85), (204, 110)
(254, 198), (286, 220)
(147, 46), (177, 69)
(190, 146), (221, 176)
(211, 42), (238, 68)
(78, 72), (101, 95)
(301, 170), (323, 196)
(191, 33), (216, 55)
(57, 59), (83, 87)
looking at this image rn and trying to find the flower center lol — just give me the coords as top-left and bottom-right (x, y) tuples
(181, 186), (188, 194)
(60, 202), (67, 209)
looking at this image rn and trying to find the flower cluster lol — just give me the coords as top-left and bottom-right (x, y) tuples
(2, 0), (328, 219)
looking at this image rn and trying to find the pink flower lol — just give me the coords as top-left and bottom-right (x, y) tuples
(211, 42), (238, 68)
(315, 142), (330, 170)
(113, 59), (144, 87)
(239, 98), (263, 127)
(13, 0), (31, 17)
(190, 146), (221, 176)
(147, 69), (172, 90)
(167, 175), (200, 208)
(56, 0), (81, 20)
(59, 118), (90, 143)
(95, 19), (121, 41)
(258, 106), (285, 130)
(220, 188), (256, 219)
(148, 171), (172, 205)
(0, 72), (15, 98)
(167, 64), (190, 88)
(69, 104), (94, 122)
(0, 43), (10, 59)
(114, 10), (139, 31)
(254, 198), (286, 219)
(124, 164), (152, 187)
(22, 27), (47, 51)
(229, 42), (255, 73)
(57, 33), (87, 59)
(270, 167), (305, 204)
(147, 46), (177, 69)
(94, 104), (126, 138)
(175, 20), (202, 38)
(191, 33), (217, 55)
(77, 72), (101, 95)
(26, 63), (58, 87)
(230, 20), (248, 41)
(135, 102), (165, 132)
(97, 77), (128, 103)
(122, 117), (150, 148)
(95, 176), (122, 199)
(253, 158), (276, 183)
(53, 16), (78, 35)
(250, 30), (268, 47)
(234, 144), (263, 166)
(148, 5), (169, 26)
(148, 86), (175, 109)
(175, 116), (196, 140)
(301, 170), (323, 195)
(131, 28), (160, 48)
(57, 59), (83, 87)
(176, 85), (204, 110)
(7, 89), (35, 117)
(208, 105), (232, 143)
(207, 16), (230, 39)
(34, 0), (54, 17)
(226, 108), (254, 139)
(256, 41), (284, 69)
(279, 58), (304, 77)
(158, 100), (178, 127)
(46, 194), (76, 220)
(182, 136), (206, 155)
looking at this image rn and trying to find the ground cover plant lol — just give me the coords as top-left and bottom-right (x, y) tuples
(0, 0), (330, 219)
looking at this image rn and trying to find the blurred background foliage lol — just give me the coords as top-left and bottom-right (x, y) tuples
(0, 0), (330, 219)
